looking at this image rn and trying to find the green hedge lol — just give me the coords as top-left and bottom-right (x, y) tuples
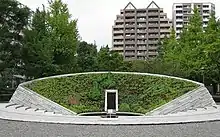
(26, 73), (199, 114)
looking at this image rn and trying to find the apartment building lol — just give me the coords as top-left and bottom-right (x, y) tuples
(173, 2), (215, 38)
(112, 1), (172, 60)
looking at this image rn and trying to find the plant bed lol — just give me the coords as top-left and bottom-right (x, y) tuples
(25, 72), (199, 114)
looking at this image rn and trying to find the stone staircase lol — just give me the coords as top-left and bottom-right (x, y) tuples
(166, 105), (220, 116)
(1, 103), (64, 116)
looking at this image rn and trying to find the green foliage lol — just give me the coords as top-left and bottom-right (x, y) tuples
(26, 73), (198, 114)
(203, 14), (220, 84)
(160, 8), (220, 85)
(47, 0), (78, 70)
(97, 46), (126, 71)
(0, 0), (31, 89)
(119, 103), (130, 112)
(76, 41), (98, 72)
(22, 0), (79, 79)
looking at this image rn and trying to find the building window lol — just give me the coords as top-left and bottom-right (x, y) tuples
(203, 5), (209, 8)
(203, 10), (209, 14)
(176, 16), (183, 19)
(176, 10), (183, 14)
(176, 6), (182, 8)
(176, 22), (182, 25)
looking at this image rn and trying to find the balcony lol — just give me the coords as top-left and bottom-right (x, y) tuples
(125, 46), (135, 50)
(125, 18), (136, 22)
(148, 18), (159, 21)
(137, 30), (146, 33)
(148, 35), (159, 39)
(137, 36), (146, 39)
(124, 13), (136, 16)
(137, 52), (146, 56)
(125, 52), (135, 56)
(148, 51), (158, 56)
(137, 41), (146, 44)
(125, 30), (135, 33)
(148, 12), (159, 16)
(148, 41), (159, 45)
(148, 23), (159, 27)
(176, 24), (183, 28)
(203, 18), (209, 22)
(112, 47), (123, 51)
(113, 25), (124, 28)
(125, 41), (135, 44)
(175, 12), (183, 16)
(176, 18), (183, 22)
(160, 13), (167, 16)
(115, 19), (124, 23)
(203, 12), (210, 16)
(160, 23), (170, 27)
(160, 29), (170, 33)
(125, 24), (135, 28)
(148, 46), (158, 50)
(148, 29), (159, 33)
(137, 24), (147, 28)
(137, 46), (146, 50)
(113, 30), (124, 34)
(113, 41), (123, 45)
(113, 36), (124, 39)
(137, 13), (146, 17)
(125, 35), (135, 39)
(137, 19), (146, 22)
(160, 18), (170, 22)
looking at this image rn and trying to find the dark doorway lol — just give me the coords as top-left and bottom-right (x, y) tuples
(107, 92), (116, 109)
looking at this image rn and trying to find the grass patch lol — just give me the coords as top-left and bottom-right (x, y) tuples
(26, 73), (199, 114)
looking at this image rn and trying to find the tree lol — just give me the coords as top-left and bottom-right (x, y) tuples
(76, 41), (98, 72)
(0, 0), (30, 89)
(47, 0), (79, 74)
(22, 8), (58, 79)
(97, 46), (125, 71)
(161, 8), (205, 81)
(203, 14), (220, 84)
(22, 0), (79, 79)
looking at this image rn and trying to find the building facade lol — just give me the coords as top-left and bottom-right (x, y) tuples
(173, 2), (215, 38)
(112, 1), (172, 60)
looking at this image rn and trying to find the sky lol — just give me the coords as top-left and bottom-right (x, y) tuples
(18, 0), (218, 49)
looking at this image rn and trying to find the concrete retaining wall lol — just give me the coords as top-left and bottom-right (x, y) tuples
(147, 86), (216, 115)
(10, 86), (76, 115)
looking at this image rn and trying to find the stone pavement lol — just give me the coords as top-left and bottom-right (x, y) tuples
(0, 118), (220, 137)
(1, 103), (220, 125)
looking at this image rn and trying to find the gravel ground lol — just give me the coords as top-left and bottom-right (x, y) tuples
(0, 119), (220, 137)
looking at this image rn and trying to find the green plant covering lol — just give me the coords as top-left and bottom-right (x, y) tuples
(26, 73), (199, 114)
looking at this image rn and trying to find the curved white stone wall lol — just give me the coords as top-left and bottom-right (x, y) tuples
(9, 72), (215, 115)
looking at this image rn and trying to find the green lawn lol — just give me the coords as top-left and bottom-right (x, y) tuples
(26, 73), (199, 114)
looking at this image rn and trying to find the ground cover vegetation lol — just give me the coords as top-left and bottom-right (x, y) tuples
(26, 73), (198, 113)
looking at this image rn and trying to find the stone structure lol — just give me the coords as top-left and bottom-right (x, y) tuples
(10, 85), (76, 115)
(147, 86), (215, 115)
(9, 72), (215, 116)
(0, 72), (220, 136)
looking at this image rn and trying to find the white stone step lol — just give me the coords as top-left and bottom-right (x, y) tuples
(25, 108), (39, 113)
(35, 109), (47, 113)
(44, 111), (56, 115)
(5, 103), (17, 108)
(195, 108), (206, 111)
(53, 113), (63, 116)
